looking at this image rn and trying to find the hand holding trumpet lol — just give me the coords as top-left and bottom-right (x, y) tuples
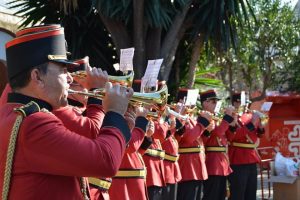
(124, 106), (137, 131)
(224, 105), (235, 117)
(103, 82), (134, 116)
(199, 110), (213, 122)
(206, 120), (215, 132)
(146, 120), (155, 137)
(73, 64), (109, 90)
(135, 106), (149, 118)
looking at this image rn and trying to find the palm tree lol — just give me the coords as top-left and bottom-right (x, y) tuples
(9, 0), (253, 88)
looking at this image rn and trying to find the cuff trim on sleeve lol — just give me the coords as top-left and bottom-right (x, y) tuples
(102, 111), (131, 143)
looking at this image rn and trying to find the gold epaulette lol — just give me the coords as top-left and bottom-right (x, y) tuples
(14, 101), (40, 117)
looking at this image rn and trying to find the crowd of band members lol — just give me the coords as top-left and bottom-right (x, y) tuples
(0, 24), (265, 200)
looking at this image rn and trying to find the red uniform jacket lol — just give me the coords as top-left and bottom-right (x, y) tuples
(161, 131), (182, 184)
(54, 99), (111, 200)
(53, 103), (105, 139)
(0, 84), (11, 107)
(177, 117), (208, 181)
(143, 121), (168, 187)
(227, 115), (263, 165)
(202, 114), (233, 176)
(0, 93), (130, 200)
(109, 117), (149, 200)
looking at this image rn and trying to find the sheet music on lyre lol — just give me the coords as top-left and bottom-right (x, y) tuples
(141, 59), (163, 92)
(185, 89), (199, 106)
(241, 91), (246, 106)
(214, 101), (222, 114)
(113, 63), (120, 71)
(119, 48), (134, 72)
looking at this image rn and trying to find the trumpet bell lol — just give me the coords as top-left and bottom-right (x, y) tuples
(131, 84), (168, 112)
(252, 110), (269, 126)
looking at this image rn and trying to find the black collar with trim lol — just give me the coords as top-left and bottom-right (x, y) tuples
(7, 92), (53, 111)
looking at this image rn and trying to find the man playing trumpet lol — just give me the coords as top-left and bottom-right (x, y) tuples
(200, 90), (235, 200)
(227, 93), (266, 200)
(175, 89), (213, 200)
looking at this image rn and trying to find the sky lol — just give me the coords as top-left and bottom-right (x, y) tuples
(281, 0), (299, 7)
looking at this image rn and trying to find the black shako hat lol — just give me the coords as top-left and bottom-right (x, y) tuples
(132, 79), (165, 92)
(132, 79), (142, 92)
(176, 88), (188, 102)
(199, 89), (220, 102)
(6, 24), (78, 81)
(231, 93), (241, 103)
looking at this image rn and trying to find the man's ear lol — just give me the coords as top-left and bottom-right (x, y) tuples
(30, 68), (44, 87)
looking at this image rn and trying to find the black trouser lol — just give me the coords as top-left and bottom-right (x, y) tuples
(177, 180), (202, 200)
(162, 183), (178, 200)
(202, 175), (226, 200)
(228, 164), (257, 200)
(148, 186), (163, 200)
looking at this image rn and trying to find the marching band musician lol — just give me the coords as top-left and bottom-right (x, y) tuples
(144, 119), (168, 200)
(108, 106), (154, 200)
(0, 24), (133, 200)
(0, 56), (113, 200)
(227, 93), (265, 200)
(175, 89), (213, 200)
(0, 55), (114, 200)
(200, 90), (235, 200)
(135, 80), (168, 200)
(161, 110), (182, 200)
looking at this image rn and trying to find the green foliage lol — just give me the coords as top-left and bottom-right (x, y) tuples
(201, 0), (300, 95)
(8, 0), (62, 26)
(94, 0), (188, 29)
(274, 52), (300, 92)
(63, 9), (118, 74)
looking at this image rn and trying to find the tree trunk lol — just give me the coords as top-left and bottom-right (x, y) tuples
(226, 55), (233, 93)
(160, 38), (180, 81)
(160, 25), (187, 81)
(133, 0), (145, 78)
(160, 1), (192, 57)
(187, 35), (204, 88)
(146, 27), (162, 60)
(174, 49), (182, 87)
(159, 1), (192, 80)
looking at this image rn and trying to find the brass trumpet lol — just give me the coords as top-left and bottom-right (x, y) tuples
(70, 70), (134, 87)
(251, 110), (269, 126)
(165, 107), (189, 121)
(68, 84), (168, 112)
